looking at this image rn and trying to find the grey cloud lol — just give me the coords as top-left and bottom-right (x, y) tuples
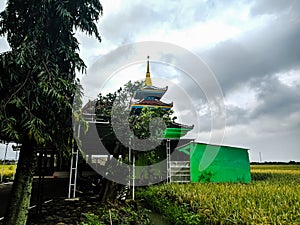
(250, 0), (300, 17)
(249, 75), (300, 121)
(225, 105), (249, 126)
(222, 73), (300, 134)
(198, 0), (300, 139)
(82, 44), (136, 98)
(200, 10), (300, 93)
(223, 125), (300, 162)
(100, 0), (233, 45)
(101, 1), (170, 44)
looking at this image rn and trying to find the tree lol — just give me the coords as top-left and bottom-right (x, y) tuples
(94, 81), (175, 202)
(0, 1), (102, 224)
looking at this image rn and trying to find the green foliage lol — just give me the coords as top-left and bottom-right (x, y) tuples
(138, 187), (202, 225)
(95, 80), (175, 143)
(95, 80), (144, 119)
(198, 171), (213, 183)
(130, 107), (174, 140)
(0, 0), (102, 151)
(0, 2), (103, 224)
(81, 214), (105, 225)
(137, 166), (300, 224)
(81, 202), (152, 225)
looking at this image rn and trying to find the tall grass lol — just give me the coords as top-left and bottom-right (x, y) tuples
(138, 165), (300, 224)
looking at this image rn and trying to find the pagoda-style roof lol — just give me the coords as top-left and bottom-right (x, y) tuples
(131, 99), (173, 109)
(163, 122), (194, 139)
(168, 122), (194, 130)
(134, 85), (168, 100)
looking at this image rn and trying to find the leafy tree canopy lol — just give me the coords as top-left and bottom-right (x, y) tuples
(0, 0), (103, 149)
(95, 80), (176, 144)
(0, 1), (103, 224)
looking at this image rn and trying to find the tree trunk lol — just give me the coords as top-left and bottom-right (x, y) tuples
(98, 143), (125, 203)
(4, 136), (37, 225)
(99, 178), (114, 203)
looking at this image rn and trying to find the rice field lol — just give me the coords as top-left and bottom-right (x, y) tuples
(138, 164), (300, 224)
(0, 164), (17, 181)
(251, 164), (300, 174)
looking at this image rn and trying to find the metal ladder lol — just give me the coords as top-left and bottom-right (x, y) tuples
(68, 123), (80, 199)
(68, 146), (79, 198)
(166, 139), (171, 183)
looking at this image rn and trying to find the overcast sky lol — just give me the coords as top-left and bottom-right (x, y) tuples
(1, 0), (300, 162)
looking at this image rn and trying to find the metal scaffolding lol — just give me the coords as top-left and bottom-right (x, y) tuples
(67, 113), (109, 199)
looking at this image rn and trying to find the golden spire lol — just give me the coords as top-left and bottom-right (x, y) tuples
(145, 56), (152, 86)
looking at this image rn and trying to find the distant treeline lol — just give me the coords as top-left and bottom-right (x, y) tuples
(251, 161), (300, 165)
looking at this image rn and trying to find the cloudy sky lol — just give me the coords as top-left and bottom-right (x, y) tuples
(1, 0), (300, 162)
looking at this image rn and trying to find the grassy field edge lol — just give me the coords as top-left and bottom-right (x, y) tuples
(137, 166), (300, 224)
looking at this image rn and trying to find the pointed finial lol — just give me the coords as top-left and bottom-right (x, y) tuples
(146, 56), (150, 74)
(145, 56), (152, 86)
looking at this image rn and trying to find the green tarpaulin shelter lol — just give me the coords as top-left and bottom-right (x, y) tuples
(177, 142), (251, 183)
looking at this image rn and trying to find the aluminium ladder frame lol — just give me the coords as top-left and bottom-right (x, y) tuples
(68, 123), (80, 199)
(166, 139), (171, 183)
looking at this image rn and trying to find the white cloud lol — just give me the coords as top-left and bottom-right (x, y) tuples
(275, 69), (300, 87)
(225, 85), (257, 110)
